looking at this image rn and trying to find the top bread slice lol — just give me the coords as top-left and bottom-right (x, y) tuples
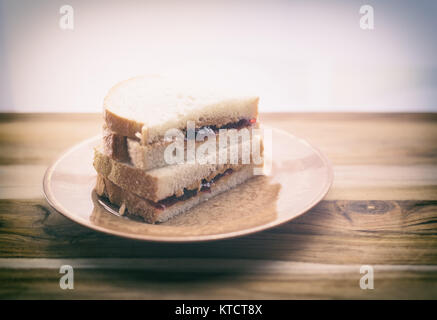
(104, 76), (259, 145)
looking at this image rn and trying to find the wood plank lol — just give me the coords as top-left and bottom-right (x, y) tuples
(327, 164), (437, 200)
(2, 112), (436, 200)
(0, 165), (47, 199)
(2, 164), (436, 200)
(3, 258), (437, 272)
(0, 113), (436, 299)
(1, 113), (436, 166)
(1, 266), (436, 299)
(260, 114), (437, 166)
(0, 199), (436, 264)
(0, 116), (101, 165)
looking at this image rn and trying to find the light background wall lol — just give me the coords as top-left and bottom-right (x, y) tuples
(0, 0), (436, 113)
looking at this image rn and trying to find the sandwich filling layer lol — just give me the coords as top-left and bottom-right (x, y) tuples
(104, 118), (258, 166)
(150, 169), (234, 210)
(94, 137), (259, 203)
(184, 118), (257, 138)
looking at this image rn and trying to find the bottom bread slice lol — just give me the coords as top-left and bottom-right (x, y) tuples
(95, 165), (255, 223)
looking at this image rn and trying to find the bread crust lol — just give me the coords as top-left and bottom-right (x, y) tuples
(93, 147), (159, 201)
(102, 125), (130, 162)
(96, 174), (160, 223)
(104, 108), (144, 140)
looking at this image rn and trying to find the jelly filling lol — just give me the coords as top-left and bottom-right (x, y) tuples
(151, 168), (234, 210)
(185, 118), (256, 139)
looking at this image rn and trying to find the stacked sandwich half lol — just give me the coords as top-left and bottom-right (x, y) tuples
(94, 76), (263, 223)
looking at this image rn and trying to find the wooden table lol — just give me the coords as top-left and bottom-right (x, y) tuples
(0, 113), (436, 299)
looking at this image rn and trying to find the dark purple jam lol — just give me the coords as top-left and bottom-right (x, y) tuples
(204, 118), (256, 132)
(200, 168), (234, 192)
(184, 118), (256, 140)
(151, 188), (198, 210)
(150, 168), (234, 210)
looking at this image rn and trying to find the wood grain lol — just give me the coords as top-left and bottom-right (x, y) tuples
(0, 199), (436, 264)
(1, 265), (437, 299)
(0, 112), (436, 299)
(1, 113), (437, 166)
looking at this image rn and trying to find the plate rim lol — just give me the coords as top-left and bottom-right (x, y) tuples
(43, 127), (334, 242)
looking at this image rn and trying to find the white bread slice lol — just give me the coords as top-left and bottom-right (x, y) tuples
(96, 165), (255, 223)
(126, 137), (171, 170)
(103, 76), (259, 144)
(93, 137), (259, 202)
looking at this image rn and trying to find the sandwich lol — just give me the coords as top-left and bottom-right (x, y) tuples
(94, 76), (263, 223)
